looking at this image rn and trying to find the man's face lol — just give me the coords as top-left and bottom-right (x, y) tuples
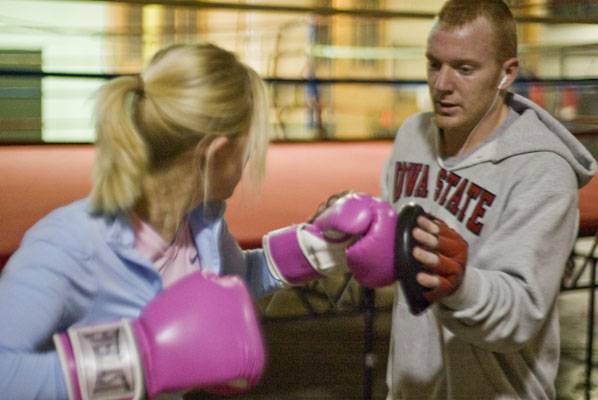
(426, 17), (503, 136)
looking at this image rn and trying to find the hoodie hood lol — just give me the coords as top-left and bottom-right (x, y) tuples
(447, 93), (596, 188)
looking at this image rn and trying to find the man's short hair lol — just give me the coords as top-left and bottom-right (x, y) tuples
(437, 0), (517, 63)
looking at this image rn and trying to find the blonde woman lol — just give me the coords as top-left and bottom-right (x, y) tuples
(0, 43), (362, 399)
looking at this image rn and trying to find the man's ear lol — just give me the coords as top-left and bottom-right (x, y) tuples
(500, 57), (520, 90)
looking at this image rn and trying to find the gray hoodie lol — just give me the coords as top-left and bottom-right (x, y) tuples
(381, 93), (596, 399)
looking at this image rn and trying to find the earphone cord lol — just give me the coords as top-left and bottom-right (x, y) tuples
(455, 85), (503, 158)
(431, 78), (504, 217)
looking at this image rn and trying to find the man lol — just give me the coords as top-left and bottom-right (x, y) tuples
(381, 1), (597, 398)
(313, 0), (596, 398)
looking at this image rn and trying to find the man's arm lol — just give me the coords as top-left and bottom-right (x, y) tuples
(434, 156), (578, 352)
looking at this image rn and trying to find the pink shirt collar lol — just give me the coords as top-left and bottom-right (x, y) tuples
(130, 213), (202, 288)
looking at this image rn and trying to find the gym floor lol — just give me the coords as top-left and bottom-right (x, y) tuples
(190, 290), (595, 400)
(187, 238), (598, 400)
(195, 311), (391, 400)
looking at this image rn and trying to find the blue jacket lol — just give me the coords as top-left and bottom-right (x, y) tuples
(0, 199), (283, 399)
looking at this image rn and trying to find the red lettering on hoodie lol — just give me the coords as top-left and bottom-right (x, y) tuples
(458, 183), (481, 222)
(434, 168), (447, 202)
(437, 170), (462, 206)
(446, 178), (469, 216)
(393, 162), (429, 201)
(415, 165), (429, 198)
(395, 164), (496, 236)
(433, 168), (496, 235)
(393, 162), (407, 202)
(466, 190), (496, 236)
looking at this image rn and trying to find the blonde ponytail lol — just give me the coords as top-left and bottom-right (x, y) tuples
(89, 75), (148, 215)
(244, 67), (270, 188)
(89, 43), (271, 216)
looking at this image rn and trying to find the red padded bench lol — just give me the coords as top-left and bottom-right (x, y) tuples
(0, 141), (392, 269)
(2, 141), (596, 268)
(579, 174), (598, 238)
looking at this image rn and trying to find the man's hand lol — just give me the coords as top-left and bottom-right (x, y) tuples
(412, 216), (468, 303)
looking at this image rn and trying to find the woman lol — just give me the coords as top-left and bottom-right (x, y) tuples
(0, 43), (281, 399)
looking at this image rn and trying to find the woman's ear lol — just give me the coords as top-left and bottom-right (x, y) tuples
(195, 136), (229, 167)
(205, 136), (230, 161)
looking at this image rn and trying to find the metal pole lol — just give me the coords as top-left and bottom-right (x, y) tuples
(585, 257), (596, 400)
(363, 287), (376, 400)
(55, 0), (598, 24)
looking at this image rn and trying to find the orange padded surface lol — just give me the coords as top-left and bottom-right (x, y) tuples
(1, 141), (596, 267)
(579, 173), (598, 237)
(226, 141), (391, 248)
(0, 142), (391, 258)
(0, 145), (95, 256)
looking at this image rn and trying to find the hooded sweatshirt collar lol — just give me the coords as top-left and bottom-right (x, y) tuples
(434, 93), (596, 187)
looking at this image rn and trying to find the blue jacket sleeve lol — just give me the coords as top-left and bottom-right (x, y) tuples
(0, 228), (95, 398)
(217, 220), (284, 298)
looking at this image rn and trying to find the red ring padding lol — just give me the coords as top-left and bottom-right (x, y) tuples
(579, 173), (598, 238)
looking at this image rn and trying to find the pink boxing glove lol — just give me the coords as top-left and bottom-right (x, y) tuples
(263, 225), (350, 286)
(313, 192), (398, 288)
(53, 271), (265, 400)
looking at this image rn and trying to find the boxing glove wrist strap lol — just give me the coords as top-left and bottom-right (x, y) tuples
(54, 320), (144, 400)
(263, 224), (350, 285)
(297, 224), (349, 276)
(263, 225), (323, 285)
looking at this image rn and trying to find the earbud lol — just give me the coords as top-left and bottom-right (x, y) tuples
(497, 75), (508, 90)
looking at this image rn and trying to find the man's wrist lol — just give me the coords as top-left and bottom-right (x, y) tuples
(438, 268), (483, 311)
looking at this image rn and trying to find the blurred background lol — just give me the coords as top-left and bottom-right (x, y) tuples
(1, 1), (598, 399)
(2, 0), (598, 149)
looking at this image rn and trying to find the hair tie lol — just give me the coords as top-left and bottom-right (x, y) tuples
(134, 74), (145, 96)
